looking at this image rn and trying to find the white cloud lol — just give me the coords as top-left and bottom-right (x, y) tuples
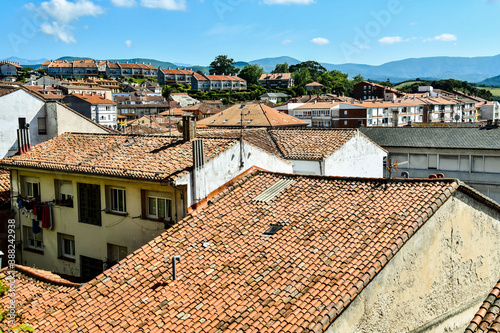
(140, 0), (186, 10)
(354, 42), (370, 50)
(26, 0), (104, 43)
(311, 37), (329, 45)
(424, 33), (457, 42)
(125, 40), (133, 47)
(27, 0), (104, 24)
(111, 0), (137, 7)
(378, 36), (406, 45)
(40, 22), (76, 44)
(282, 39), (292, 45)
(263, 0), (314, 4)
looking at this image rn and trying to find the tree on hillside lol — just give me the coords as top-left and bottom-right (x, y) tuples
(320, 70), (352, 96)
(238, 64), (264, 85)
(292, 68), (313, 88)
(209, 55), (239, 76)
(352, 74), (365, 85)
(272, 63), (289, 73)
(289, 61), (327, 81)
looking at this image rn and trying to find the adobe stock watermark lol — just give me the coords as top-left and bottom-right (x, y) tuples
(7, 10), (49, 54)
(6, 218), (17, 327)
(340, 0), (404, 62)
(213, 0), (244, 21)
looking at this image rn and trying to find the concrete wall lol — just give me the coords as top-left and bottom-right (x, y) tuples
(10, 168), (183, 278)
(387, 147), (500, 203)
(176, 141), (293, 206)
(326, 190), (500, 332)
(326, 133), (387, 178)
(0, 90), (46, 157)
(46, 102), (110, 137)
(290, 160), (322, 175)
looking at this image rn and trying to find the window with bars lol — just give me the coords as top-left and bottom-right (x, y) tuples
(80, 255), (103, 280)
(78, 183), (101, 226)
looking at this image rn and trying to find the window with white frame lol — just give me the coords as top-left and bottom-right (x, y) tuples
(146, 194), (172, 220)
(58, 233), (75, 260)
(55, 180), (73, 206)
(109, 187), (126, 213)
(22, 176), (40, 199)
(23, 226), (43, 252)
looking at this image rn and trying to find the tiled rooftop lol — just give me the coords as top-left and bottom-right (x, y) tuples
(269, 128), (360, 160)
(196, 103), (308, 128)
(7, 169), (463, 332)
(259, 73), (292, 81)
(0, 133), (238, 182)
(465, 280), (500, 333)
(71, 93), (115, 104)
(0, 170), (9, 207)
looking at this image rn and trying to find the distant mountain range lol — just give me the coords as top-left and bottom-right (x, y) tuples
(6, 54), (500, 84)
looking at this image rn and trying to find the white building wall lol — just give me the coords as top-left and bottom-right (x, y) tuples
(290, 160), (322, 175)
(45, 102), (110, 137)
(325, 133), (387, 178)
(177, 141), (293, 206)
(0, 90), (46, 157)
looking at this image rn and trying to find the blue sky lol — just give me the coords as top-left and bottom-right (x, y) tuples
(2, 0), (500, 66)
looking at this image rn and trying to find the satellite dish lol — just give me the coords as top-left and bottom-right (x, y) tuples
(177, 120), (183, 133)
(454, 114), (460, 121)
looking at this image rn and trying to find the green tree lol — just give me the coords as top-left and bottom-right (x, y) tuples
(209, 55), (239, 76)
(238, 64), (264, 85)
(272, 62), (289, 73)
(320, 70), (352, 96)
(289, 61), (327, 81)
(351, 74), (365, 85)
(292, 68), (313, 88)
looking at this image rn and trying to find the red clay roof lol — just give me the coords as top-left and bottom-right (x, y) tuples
(118, 62), (142, 69)
(305, 81), (324, 87)
(71, 93), (115, 104)
(466, 280), (500, 333)
(269, 128), (360, 160)
(196, 103), (308, 128)
(0, 133), (239, 182)
(161, 69), (194, 75)
(259, 73), (292, 80)
(0, 170), (9, 207)
(6, 169), (462, 332)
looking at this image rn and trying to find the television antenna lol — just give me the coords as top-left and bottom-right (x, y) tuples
(385, 158), (408, 179)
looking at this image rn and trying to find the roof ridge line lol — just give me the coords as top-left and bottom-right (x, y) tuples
(14, 265), (80, 288)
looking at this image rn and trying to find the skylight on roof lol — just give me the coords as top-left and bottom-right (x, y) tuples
(247, 120), (252, 124)
(262, 224), (283, 237)
(253, 179), (294, 203)
(222, 120), (228, 124)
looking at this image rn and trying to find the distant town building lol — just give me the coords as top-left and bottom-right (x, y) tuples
(258, 73), (294, 89)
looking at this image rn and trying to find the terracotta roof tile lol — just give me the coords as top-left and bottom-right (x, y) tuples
(0, 170), (9, 206)
(466, 281), (500, 333)
(71, 93), (115, 105)
(5, 170), (462, 332)
(0, 133), (238, 182)
(196, 103), (308, 128)
(268, 128), (359, 160)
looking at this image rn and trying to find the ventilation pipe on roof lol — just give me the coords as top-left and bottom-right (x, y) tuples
(401, 171), (409, 179)
(172, 255), (181, 280)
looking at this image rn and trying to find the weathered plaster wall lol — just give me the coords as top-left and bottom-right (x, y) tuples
(11, 169), (182, 277)
(326, 191), (500, 332)
(326, 133), (387, 178)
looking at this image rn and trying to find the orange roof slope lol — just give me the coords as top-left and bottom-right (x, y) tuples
(196, 103), (308, 128)
(0, 170), (9, 206)
(13, 170), (462, 332)
(269, 128), (359, 160)
(0, 265), (78, 327)
(71, 93), (115, 104)
(0, 133), (238, 182)
(465, 280), (500, 332)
